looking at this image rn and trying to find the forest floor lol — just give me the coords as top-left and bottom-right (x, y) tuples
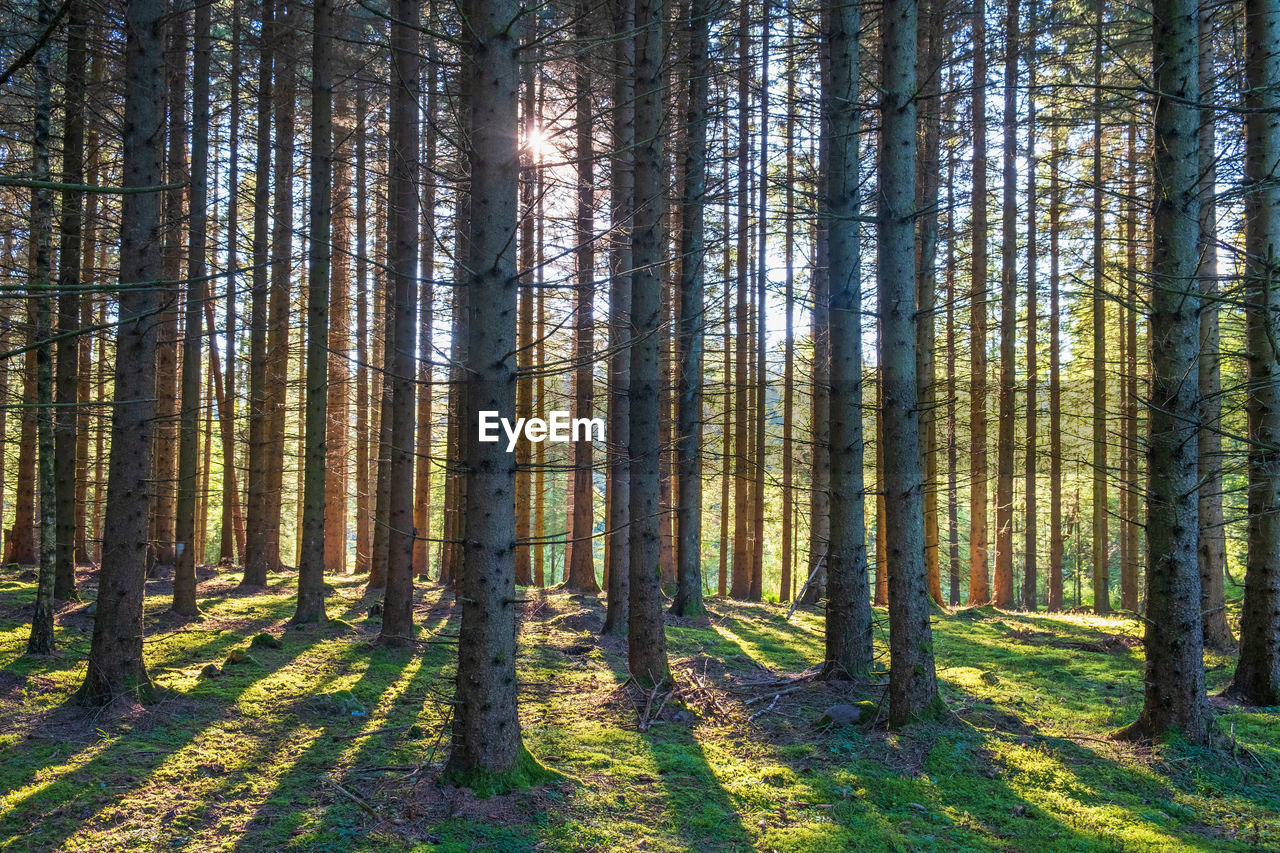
(0, 565), (1277, 852)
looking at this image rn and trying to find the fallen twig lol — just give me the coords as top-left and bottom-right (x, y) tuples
(327, 778), (379, 818)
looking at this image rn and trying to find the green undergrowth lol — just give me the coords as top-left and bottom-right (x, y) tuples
(0, 565), (1275, 851)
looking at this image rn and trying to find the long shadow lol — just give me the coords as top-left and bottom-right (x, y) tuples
(0, 596), (337, 850)
(225, 590), (462, 851)
(0, 595), (299, 809)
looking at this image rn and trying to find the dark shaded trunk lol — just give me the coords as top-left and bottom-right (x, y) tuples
(1224, 0), (1280, 707)
(603, 0), (634, 634)
(294, 0), (334, 625)
(672, 0), (711, 618)
(379, 0), (420, 644)
(445, 0), (535, 783)
(53, 0), (87, 602)
(174, 0), (212, 618)
(77, 0), (164, 701)
(627, 0), (672, 689)
(243, 0), (274, 587)
(27, 0), (56, 653)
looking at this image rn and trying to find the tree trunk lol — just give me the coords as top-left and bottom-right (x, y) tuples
(822, 0), (872, 679)
(1023, 4), (1038, 612)
(294, 0), (333, 625)
(945, 147), (961, 606)
(445, 0), (538, 783)
(1048, 104), (1063, 611)
(243, 0), (274, 587)
(354, 79), (371, 575)
(881, 0), (939, 725)
(515, 48), (535, 588)
(671, 0), (711, 618)
(1090, 0), (1110, 615)
(78, 0), (164, 701)
(628, 0), (672, 689)
(750, 0), (769, 604)
(566, 7), (600, 594)
(603, 0), (634, 633)
(414, 59), (438, 581)
(325, 88), (352, 576)
(152, 10), (187, 570)
(264, 7), (296, 575)
(380, 0), (419, 644)
(173, 0), (211, 619)
(781, 14), (796, 603)
(53, 0), (87, 602)
(4, 334), (36, 567)
(730, 0), (751, 601)
(993, 0), (1019, 609)
(220, 0), (242, 566)
(1197, 1), (1232, 648)
(1224, 0), (1280, 707)
(968, 0), (990, 605)
(803, 84), (831, 607)
(915, 0), (942, 607)
(26, 0), (56, 653)
(1118, 0), (1214, 743)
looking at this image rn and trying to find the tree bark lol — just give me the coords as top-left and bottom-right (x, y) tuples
(78, 0), (164, 701)
(243, 0), (274, 586)
(173, 0), (212, 618)
(53, 0), (87, 602)
(822, 0), (872, 679)
(1224, 0), (1280, 707)
(968, 0), (990, 605)
(445, 0), (535, 782)
(1090, 0), (1110, 615)
(1197, 1), (1232, 648)
(994, 0), (1019, 609)
(881, 0), (939, 725)
(603, 0), (634, 634)
(672, 0), (711, 618)
(566, 5), (600, 593)
(1118, 0), (1214, 743)
(628, 0), (672, 689)
(380, 0), (420, 644)
(294, 0), (334, 625)
(26, 0), (56, 653)
(1048, 104), (1063, 612)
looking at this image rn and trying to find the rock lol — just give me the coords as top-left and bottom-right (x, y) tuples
(816, 701), (877, 728)
(200, 663), (221, 678)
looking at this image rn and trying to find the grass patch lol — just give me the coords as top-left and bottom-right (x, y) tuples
(0, 564), (1275, 851)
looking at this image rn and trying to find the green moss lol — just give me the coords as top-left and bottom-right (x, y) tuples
(443, 743), (566, 798)
(249, 631), (282, 649)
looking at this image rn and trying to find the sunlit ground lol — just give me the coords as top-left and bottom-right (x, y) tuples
(0, 564), (1275, 852)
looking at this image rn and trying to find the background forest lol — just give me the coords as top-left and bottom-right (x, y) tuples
(0, 0), (1278, 846)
